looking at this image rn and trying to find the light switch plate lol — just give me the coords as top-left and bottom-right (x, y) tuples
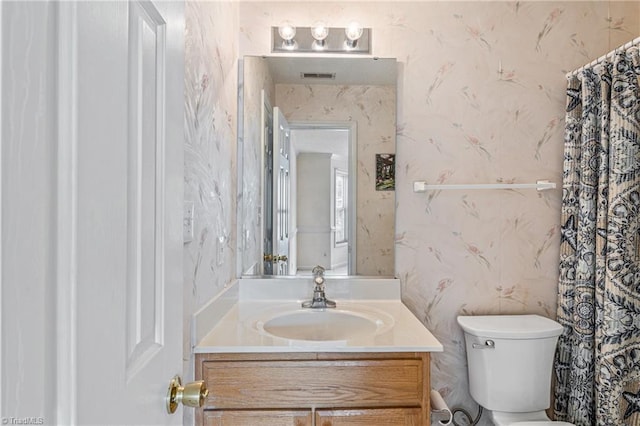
(216, 236), (224, 266)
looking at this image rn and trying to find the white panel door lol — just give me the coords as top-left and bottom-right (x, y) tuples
(273, 107), (291, 275)
(64, 1), (184, 424)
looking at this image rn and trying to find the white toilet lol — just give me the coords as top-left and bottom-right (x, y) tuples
(457, 314), (575, 426)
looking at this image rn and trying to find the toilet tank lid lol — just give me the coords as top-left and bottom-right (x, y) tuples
(457, 315), (563, 339)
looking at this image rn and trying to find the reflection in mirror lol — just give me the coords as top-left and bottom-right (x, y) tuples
(238, 56), (397, 277)
(291, 123), (355, 276)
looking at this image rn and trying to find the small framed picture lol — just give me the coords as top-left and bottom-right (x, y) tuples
(375, 154), (395, 191)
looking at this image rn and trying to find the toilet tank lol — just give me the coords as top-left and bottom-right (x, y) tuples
(457, 315), (563, 412)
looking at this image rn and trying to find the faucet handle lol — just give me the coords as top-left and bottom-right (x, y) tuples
(312, 265), (325, 276)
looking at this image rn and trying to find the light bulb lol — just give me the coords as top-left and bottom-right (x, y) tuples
(345, 21), (363, 48)
(310, 21), (329, 50)
(311, 21), (329, 41)
(278, 21), (297, 49)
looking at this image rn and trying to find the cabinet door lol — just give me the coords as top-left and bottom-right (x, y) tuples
(204, 410), (313, 426)
(316, 408), (423, 426)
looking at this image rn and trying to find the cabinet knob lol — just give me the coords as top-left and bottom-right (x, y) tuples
(166, 375), (209, 414)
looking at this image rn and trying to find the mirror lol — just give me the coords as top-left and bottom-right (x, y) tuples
(238, 56), (397, 277)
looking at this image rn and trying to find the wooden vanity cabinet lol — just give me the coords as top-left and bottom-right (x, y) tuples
(195, 352), (430, 426)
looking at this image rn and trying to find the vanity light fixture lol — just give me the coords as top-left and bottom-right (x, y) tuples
(278, 21), (297, 50)
(271, 23), (371, 54)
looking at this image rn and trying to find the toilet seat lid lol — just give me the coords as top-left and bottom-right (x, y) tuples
(457, 314), (563, 339)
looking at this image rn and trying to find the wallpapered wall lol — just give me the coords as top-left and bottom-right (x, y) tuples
(187, 1), (640, 423)
(183, 2), (238, 424)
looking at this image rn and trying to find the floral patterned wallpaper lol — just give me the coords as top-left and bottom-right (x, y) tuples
(183, 2), (238, 424)
(187, 1), (640, 423)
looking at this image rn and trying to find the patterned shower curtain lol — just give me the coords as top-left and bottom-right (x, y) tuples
(554, 46), (640, 426)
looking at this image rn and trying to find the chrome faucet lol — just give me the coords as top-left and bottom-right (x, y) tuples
(302, 265), (336, 309)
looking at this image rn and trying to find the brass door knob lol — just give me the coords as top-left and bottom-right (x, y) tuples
(166, 375), (209, 414)
(263, 253), (273, 262)
(276, 255), (288, 262)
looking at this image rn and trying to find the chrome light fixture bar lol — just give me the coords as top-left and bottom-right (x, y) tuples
(272, 24), (371, 54)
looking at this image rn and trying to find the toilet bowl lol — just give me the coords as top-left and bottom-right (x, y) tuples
(457, 315), (576, 426)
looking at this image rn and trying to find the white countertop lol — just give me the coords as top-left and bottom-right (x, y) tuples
(194, 278), (443, 353)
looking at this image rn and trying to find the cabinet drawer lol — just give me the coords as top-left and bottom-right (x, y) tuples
(204, 410), (312, 426)
(202, 359), (424, 409)
(316, 408), (422, 425)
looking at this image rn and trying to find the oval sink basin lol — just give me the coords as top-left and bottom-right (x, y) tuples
(255, 307), (393, 342)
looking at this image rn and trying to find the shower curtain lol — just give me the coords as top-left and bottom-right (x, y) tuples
(555, 46), (640, 426)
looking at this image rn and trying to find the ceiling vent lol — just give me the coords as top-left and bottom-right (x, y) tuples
(300, 72), (336, 80)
